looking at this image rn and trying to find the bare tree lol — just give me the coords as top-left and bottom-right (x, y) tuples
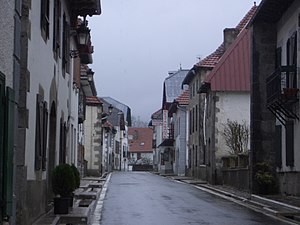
(222, 120), (249, 155)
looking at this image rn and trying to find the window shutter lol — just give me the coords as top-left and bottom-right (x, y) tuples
(275, 125), (282, 168)
(286, 121), (294, 167)
(42, 102), (48, 170)
(35, 94), (42, 170)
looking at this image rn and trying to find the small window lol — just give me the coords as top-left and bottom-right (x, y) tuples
(40, 0), (50, 40)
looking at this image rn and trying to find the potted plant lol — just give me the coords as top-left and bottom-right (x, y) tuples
(52, 164), (75, 214)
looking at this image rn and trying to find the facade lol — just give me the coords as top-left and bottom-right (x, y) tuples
(151, 109), (163, 172)
(84, 96), (103, 176)
(157, 68), (189, 174)
(183, 4), (256, 182)
(100, 97), (131, 171)
(200, 24), (254, 186)
(250, 0), (300, 195)
(0, 0), (21, 223)
(168, 90), (189, 176)
(183, 46), (224, 180)
(13, 1), (101, 224)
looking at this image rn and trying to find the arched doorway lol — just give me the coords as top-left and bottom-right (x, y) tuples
(46, 102), (56, 207)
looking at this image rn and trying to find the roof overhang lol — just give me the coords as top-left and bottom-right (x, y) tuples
(158, 139), (174, 147)
(250, 0), (294, 24)
(182, 67), (196, 86)
(80, 76), (97, 97)
(72, 0), (102, 17)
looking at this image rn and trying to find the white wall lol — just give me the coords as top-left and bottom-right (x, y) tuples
(25, 0), (77, 179)
(215, 92), (250, 160)
(84, 105), (102, 171)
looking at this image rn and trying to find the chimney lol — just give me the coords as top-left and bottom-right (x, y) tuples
(223, 28), (239, 51)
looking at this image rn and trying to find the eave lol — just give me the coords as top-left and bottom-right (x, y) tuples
(72, 0), (101, 17)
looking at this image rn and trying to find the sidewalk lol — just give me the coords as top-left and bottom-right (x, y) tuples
(166, 175), (300, 225)
(33, 173), (111, 225)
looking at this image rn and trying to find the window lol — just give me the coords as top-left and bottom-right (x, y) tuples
(286, 32), (297, 88)
(40, 0), (50, 40)
(192, 107), (195, 133)
(59, 118), (67, 164)
(53, 0), (61, 58)
(35, 94), (48, 170)
(195, 105), (198, 131)
(62, 14), (70, 74)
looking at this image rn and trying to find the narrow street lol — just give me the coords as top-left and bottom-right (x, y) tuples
(100, 172), (287, 225)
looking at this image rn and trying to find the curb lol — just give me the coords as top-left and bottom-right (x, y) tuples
(90, 173), (111, 225)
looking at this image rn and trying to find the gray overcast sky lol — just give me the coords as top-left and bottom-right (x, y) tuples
(89, 0), (260, 122)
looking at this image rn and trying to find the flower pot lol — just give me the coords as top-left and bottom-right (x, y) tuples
(54, 197), (69, 214)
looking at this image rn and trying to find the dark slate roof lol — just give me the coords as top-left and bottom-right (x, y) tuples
(101, 96), (132, 127)
(162, 69), (189, 108)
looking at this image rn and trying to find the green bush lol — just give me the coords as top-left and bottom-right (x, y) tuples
(254, 162), (276, 194)
(52, 164), (75, 197)
(71, 164), (80, 189)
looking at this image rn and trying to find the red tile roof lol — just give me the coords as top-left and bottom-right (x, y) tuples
(196, 4), (257, 69)
(196, 44), (225, 68)
(175, 90), (189, 105)
(86, 96), (102, 105)
(128, 128), (153, 153)
(204, 28), (251, 92)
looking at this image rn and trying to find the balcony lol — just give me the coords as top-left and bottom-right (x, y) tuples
(266, 66), (299, 125)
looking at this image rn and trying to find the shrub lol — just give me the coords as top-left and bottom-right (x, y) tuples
(254, 162), (276, 194)
(52, 164), (75, 197)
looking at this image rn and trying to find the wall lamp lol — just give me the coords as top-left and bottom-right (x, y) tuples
(101, 104), (114, 122)
(86, 68), (94, 82)
(69, 19), (91, 58)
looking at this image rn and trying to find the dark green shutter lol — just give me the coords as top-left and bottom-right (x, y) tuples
(275, 125), (282, 168)
(4, 87), (15, 216)
(42, 101), (48, 170)
(35, 94), (42, 170)
(286, 121), (294, 167)
(0, 75), (5, 220)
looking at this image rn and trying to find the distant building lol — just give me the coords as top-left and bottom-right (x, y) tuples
(128, 127), (153, 170)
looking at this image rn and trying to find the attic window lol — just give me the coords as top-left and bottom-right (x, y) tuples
(140, 142), (145, 146)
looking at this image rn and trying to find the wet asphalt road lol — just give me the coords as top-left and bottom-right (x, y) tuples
(100, 172), (287, 225)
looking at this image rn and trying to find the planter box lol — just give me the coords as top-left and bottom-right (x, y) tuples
(54, 197), (69, 214)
